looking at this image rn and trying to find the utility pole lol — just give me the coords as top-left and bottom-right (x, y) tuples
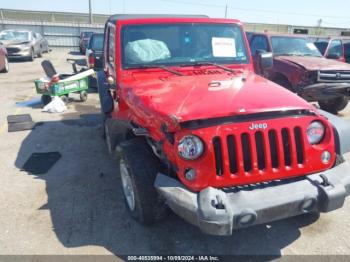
(225, 4), (228, 18)
(89, 0), (93, 24)
(317, 19), (322, 35)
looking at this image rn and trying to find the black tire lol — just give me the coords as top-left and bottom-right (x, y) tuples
(274, 77), (293, 92)
(28, 48), (34, 61)
(319, 96), (349, 114)
(41, 95), (52, 106)
(60, 95), (69, 104)
(80, 90), (88, 102)
(117, 138), (168, 225)
(1, 56), (9, 73)
(38, 47), (43, 58)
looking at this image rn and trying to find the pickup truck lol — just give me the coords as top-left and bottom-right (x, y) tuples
(97, 15), (350, 235)
(249, 33), (350, 114)
(311, 36), (350, 63)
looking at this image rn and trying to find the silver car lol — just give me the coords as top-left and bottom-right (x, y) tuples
(0, 30), (49, 61)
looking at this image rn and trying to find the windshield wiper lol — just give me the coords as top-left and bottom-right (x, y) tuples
(180, 61), (236, 73)
(298, 54), (322, 57)
(125, 64), (184, 76)
(276, 53), (297, 56)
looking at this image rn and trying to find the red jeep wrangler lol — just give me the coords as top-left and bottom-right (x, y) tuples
(97, 15), (350, 235)
(249, 33), (350, 114)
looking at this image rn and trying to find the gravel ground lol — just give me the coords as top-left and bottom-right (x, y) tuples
(0, 50), (350, 259)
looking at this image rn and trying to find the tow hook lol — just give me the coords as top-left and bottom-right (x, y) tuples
(214, 195), (225, 210)
(320, 174), (332, 187)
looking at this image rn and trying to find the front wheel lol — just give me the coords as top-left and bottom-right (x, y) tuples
(38, 47), (43, 58)
(117, 138), (168, 224)
(28, 48), (34, 61)
(41, 95), (52, 106)
(319, 96), (349, 114)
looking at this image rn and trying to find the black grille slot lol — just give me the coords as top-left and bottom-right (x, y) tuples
(241, 133), (252, 172)
(213, 137), (224, 176)
(294, 127), (304, 164)
(281, 128), (292, 166)
(268, 130), (279, 168)
(227, 135), (238, 174)
(255, 132), (266, 170)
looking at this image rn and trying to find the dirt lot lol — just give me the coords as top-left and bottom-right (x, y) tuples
(1, 50), (350, 258)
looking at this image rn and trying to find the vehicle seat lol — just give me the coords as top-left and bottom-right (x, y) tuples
(41, 60), (57, 78)
(41, 60), (73, 80)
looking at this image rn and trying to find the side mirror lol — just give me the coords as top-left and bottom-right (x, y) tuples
(257, 51), (273, 70)
(326, 53), (341, 59)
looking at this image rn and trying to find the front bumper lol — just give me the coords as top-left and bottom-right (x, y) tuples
(8, 49), (31, 59)
(301, 82), (350, 101)
(155, 161), (350, 235)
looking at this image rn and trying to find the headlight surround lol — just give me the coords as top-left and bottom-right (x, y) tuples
(178, 135), (204, 160)
(20, 43), (31, 50)
(307, 121), (325, 145)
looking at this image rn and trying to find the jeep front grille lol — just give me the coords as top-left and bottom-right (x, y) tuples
(212, 126), (305, 176)
(318, 70), (350, 82)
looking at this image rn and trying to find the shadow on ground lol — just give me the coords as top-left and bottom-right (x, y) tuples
(14, 103), (320, 256)
(69, 51), (83, 56)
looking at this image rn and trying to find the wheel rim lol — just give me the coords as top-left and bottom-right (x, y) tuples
(4, 57), (9, 71)
(120, 159), (135, 211)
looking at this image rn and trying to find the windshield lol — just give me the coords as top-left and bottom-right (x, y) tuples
(314, 41), (329, 55)
(271, 36), (322, 57)
(121, 23), (249, 68)
(89, 34), (103, 50)
(0, 31), (30, 41)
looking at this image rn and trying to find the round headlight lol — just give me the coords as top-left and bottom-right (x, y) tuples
(178, 135), (204, 160)
(307, 121), (325, 145)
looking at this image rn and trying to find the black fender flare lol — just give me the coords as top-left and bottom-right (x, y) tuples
(318, 109), (350, 155)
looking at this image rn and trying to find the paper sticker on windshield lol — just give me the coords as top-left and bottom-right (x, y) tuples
(212, 37), (237, 57)
(306, 43), (317, 51)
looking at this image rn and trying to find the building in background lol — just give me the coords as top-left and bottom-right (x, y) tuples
(0, 8), (349, 49)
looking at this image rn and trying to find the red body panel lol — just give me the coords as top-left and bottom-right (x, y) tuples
(106, 18), (337, 192)
(275, 56), (350, 71)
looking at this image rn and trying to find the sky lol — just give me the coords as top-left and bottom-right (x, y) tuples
(0, 0), (350, 28)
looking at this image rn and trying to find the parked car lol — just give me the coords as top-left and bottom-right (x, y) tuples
(0, 41), (9, 73)
(249, 33), (350, 114)
(311, 36), (350, 63)
(85, 33), (104, 87)
(0, 30), (49, 61)
(97, 14), (350, 236)
(79, 31), (94, 54)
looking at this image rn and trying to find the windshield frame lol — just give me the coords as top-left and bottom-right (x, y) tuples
(271, 36), (323, 57)
(120, 22), (250, 69)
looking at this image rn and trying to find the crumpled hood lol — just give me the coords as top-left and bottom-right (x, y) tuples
(276, 55), (350, 71)
(123, 70), (314, 127)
